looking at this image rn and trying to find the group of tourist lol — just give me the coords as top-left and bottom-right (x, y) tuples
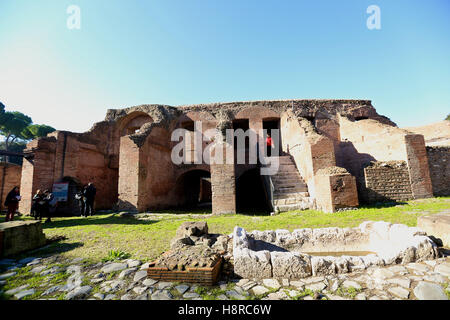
(31, 189), (55, 223)
(3, 182), (96, 222)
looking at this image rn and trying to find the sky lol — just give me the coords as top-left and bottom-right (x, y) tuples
(0, 0), (449, 132)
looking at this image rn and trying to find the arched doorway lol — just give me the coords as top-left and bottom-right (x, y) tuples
(174, 170), (211, 210)
(54, 176), (83, 216)
(236, 168), (270, 214)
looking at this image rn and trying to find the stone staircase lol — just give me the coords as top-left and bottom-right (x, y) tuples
(266, 156), (313, 212)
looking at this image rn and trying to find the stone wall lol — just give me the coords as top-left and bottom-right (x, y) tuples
(337, 116), (433, 202)
(0, 221), (46, 257)
(362, 161), (413, 203)
(426, 146), (450, 196)
(280, 110), (336, 199)
(233, 222), (438, 280)
(0, 163), (22, 211)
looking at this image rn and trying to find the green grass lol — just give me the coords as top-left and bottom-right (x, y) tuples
(335, 286), (362, 299)
(4, 197), (449, 263)
(101, 250), (131, 263)
(290, 288), (315, 300)
(443, 283), (450, 299)
(1, 265), (71, 300)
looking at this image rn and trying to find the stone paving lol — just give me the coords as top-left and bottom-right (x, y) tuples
(0, 253), (449, 300)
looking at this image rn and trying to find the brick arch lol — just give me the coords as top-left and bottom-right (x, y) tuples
(235, 106), (280, 120)
(173, 168), (212, 209)
(174, 111), (217, 131)
(175, 165), (211, 181)
(117, 111), (153, 136)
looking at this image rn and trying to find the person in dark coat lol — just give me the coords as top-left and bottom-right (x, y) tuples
(83, 182), (96, 216)
(32, 189), (45, 221)
(4, 186), (21, 222)
(75, 189), (86, 217)
(42, 189), (54, 223)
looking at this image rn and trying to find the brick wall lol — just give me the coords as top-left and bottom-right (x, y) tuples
(0, 163), (22, 211)
(426, 146), (450, 196)
(19, 138), (57, 214)
(210, 143), (236, 215)
(19, 127), (119, 214)
(362, 161), (413, 203)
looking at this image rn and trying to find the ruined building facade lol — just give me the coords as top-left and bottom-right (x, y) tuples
(18, 99), (443, 215)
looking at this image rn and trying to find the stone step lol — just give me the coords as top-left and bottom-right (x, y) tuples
(271, 176), (305, 183)
(274, 201), (312, 212)
(274, 157), (295, 164)
(272, 180), (307, 188)
(277, 164), (297, 170)
(272, 171), (303, 178)
(274, 185), (308, 194)
(273, 191), (310, 200)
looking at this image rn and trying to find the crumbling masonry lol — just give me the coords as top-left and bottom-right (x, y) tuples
(17, 99), (445, 215)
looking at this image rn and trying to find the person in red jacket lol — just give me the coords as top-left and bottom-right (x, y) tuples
(266, 132), (274, 157)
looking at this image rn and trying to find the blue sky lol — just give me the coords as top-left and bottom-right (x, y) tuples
(0, 0), (449, 132)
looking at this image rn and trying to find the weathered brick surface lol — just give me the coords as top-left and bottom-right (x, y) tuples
(362, 162), (413, 202)
(314, 171), (358, 212)
(211, 162), (236, 215)
(404, 134), (433, 199)
(426, 146), (450, 196)
(0, 163), (22, 211)
(17, 99), (446, 214)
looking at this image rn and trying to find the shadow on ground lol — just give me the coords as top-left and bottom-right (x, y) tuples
(2, 241), (85, 265)
(0, 214), (160, 229)
(357, 201), (408, 209)
(39, 214), (159, 229)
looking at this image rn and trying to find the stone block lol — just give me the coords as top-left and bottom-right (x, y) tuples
(270, 251), (312, 279)
(0, 221), (46, 257)
(417, 214), (450, 248)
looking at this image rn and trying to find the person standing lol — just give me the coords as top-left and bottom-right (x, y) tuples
(266, 132), (274, 157)
(4, 186), (21, 222)
(75, 189), (86, 217)
(42, 189), (54, 223)
(32, 189), (45, 221)
(83, 182), (96, 216)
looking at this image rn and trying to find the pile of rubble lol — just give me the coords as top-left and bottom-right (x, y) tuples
(153, 221), (234, 278)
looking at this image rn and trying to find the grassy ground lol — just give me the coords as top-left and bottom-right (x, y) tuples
(3, 197), (449, 263)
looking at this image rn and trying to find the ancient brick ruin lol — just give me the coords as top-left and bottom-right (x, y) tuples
(16, 99), (444, 215)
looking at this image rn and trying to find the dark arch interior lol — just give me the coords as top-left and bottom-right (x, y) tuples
(236, 168), (270, 214)
(54, 176), (83, 216)
(175, 170), (211, 209)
